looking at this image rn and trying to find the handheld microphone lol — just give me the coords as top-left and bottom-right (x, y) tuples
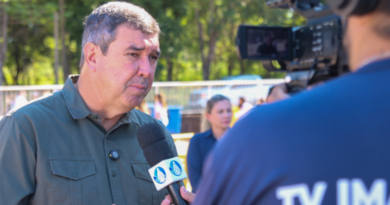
(136, 123), (189, 205)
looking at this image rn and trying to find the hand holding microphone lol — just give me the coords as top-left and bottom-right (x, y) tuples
(136, 123), (190, 205)
(161, 186), (195, 205)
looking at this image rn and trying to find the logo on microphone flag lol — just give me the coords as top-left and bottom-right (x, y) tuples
(153, 167), (167, 184)
(148, 157), (188, 191)
(169, 160), (182, 176)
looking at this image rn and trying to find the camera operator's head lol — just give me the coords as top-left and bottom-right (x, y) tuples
(342, 0), (390, 71)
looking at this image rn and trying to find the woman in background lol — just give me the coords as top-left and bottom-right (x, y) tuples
(136, 99), (150, 115)
(187, 94), (232, 192)
(154, 93), (169, 126)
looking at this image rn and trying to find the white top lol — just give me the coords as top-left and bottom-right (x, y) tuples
(13, 95), (28, 110)
(236, 102), (254, 119)
(154, 102), (169, 126)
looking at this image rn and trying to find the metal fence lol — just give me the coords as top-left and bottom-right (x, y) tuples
(0, 79), (284, 117)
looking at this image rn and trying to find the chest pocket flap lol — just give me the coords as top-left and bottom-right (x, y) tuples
(132, 161), (169, 205)
(132, 161), (153, 182)
(49, 156), (96, 180)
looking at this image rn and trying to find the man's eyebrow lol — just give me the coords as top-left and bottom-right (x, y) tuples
(126, 45), (145, 51)
(126, 45), (160, 57)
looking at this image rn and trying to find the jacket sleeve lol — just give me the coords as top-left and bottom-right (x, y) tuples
(0, 116), (37, 205)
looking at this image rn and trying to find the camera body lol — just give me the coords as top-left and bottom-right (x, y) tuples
(236, 0), (349, 92)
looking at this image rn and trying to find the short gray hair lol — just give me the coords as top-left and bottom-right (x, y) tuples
(79, 1), (160, 68)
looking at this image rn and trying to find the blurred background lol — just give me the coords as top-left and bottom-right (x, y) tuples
(0, 0), (306, 85)
(0, 0), (307, 190)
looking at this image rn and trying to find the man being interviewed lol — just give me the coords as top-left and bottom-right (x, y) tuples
(0, 2), (178, 205)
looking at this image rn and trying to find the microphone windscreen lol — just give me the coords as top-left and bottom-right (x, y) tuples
(136, 123), (174, 167)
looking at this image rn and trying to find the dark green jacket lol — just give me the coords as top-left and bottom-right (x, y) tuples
(0, 77), (177, 205)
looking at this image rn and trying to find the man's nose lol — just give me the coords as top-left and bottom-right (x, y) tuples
(137, 56), (152, 78)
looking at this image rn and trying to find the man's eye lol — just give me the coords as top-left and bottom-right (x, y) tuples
(128, 53), (139, 57)
(150, 55), (159, 61)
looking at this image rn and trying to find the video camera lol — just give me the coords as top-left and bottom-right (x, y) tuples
(236, 0), (349, 93)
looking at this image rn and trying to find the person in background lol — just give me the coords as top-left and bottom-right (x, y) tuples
(154, 93), (169, 126)
(13, 90), (28, 110)
(136, 99), (150, 115)
(235, 96), (253, 119)
(256, 98), (266, 106)
(187, 94), (232, 192)
(5, 96), (12, 113)
(257, 34), (278, 57)
(266, 84), (290, 104)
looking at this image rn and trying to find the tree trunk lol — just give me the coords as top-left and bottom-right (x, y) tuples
(54, 12), (59, 84)
(59, 0), (69, 82)
(12, 47), (21, 85)
(195, 0), (222, 81)
(240, 59), (245, 75)
(203, 32), (218, 80)
(195, 8), (206, 80)
(0, 0), (6, 116)
(0, 1), (8, 86)
(166, 59), (173, 81)
(228, 57), (233, 76)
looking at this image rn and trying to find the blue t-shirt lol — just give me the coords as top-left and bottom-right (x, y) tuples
(187, 129), (217, 192)
(193, 58), (390, 205)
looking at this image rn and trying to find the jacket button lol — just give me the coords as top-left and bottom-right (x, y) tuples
(109, 150), (119, 160)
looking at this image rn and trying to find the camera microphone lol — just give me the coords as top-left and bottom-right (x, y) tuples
(136, 123), (189, 205)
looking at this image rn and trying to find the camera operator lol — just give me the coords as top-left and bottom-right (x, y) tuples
(163, 0), (390, 204)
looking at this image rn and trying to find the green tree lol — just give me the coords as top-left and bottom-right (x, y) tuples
(2, 0), (307, 85)
(189, 0), (306, 80)
(4, 0), (57, 85)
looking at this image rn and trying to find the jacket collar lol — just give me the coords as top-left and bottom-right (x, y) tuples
(355, 58), (390, 75)
(62, 75), (142, 127)
(62, 75), (91, 120)
(203, 129), (214, 139)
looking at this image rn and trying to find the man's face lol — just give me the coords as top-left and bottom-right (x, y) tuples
(96, 25), (160, 111)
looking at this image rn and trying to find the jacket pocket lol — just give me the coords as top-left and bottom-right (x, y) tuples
(49, 156), (99, 205)
(132, 161), (169, 205)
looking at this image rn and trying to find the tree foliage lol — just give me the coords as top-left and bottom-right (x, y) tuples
(2, 0), (306, 85)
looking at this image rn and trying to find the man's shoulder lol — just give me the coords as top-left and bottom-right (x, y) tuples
(228, 72), (378, 142)
(244, 72), (371, 121)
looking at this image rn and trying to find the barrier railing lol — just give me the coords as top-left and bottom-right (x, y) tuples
(0, 79), (284, 118)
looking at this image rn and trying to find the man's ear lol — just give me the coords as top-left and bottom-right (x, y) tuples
(349, 11), (375, 27)
(205, 113), (211, 122)
(83, 42), (99, 72)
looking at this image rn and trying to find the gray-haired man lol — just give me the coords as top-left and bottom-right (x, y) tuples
(0, 2), (178, 205)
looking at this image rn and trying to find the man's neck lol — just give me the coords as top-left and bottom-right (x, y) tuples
(74, 74), (125, 131)
(351, 32), (390, 71)
(357, 50), (390, 70)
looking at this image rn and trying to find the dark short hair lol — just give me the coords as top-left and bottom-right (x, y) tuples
(373, 0), (390, 38)
(79, 2), (160, 68)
